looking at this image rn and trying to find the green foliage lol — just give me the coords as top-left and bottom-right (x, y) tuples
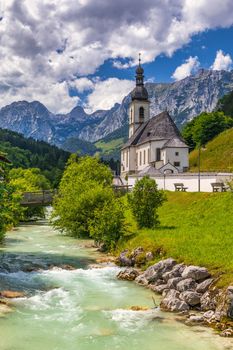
(0, 181), (23, 239)
(189, 128), (233, 172)
(128, 176), (166, 229)
(89, 198), (125, 250)
(182, 111), (233, 149)
(53, 156), (125, 248)
(8, 168), (51, 221)
(0, 128), (70, 186)
(217, 90), (233, 117)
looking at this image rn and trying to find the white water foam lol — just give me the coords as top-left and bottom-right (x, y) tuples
(104, 308), (159, 332)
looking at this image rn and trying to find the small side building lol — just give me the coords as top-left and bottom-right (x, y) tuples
(121, 59), (189, 178)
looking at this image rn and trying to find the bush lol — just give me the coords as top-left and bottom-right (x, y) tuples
(53, 156), (125, 248)
(89, 198), (125, 250)
(128, 176), (166, 228)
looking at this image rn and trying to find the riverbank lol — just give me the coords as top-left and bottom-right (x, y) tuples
(111, 191), (233, 336)
(1, 222), (233, 349)
(117, 191), (233, 287)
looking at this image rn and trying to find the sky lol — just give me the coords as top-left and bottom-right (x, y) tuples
(0, 0), (233, 114)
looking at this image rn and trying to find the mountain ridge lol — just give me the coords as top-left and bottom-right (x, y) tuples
(0, 69), (233, 149)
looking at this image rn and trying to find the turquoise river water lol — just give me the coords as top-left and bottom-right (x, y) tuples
(0, 222), (233, 350)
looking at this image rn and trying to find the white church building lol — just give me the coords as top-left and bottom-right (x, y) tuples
(121, 59), (189, 178)
(120, 59), (233, 192)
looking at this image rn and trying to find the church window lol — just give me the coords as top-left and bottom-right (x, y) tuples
(147, 149), (150, 163)
(123, 152), (125, 161)
(130, 109), (133, 123)
(175, 151), (179, 156)
(156, 148), (161, 161)
(139, 107), (144, 122)
(126, 151), (128, 167)
(174, 161), (180, 167)
(139, 152), (142, 166)
(143, 150), (146, 164)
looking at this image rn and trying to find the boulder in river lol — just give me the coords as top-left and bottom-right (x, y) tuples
(180, 291), (202, 306)
(117, 268), (139, 281)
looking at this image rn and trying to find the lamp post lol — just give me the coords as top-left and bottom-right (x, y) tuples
(198, 145), (201, 192)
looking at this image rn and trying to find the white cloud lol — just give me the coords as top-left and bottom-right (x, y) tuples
(71, 78), (94, 93)
(0, 0), (233, 112)
(211, 50), (232, 71)
(172, 56), (200, 81)
(85, 78), (134, 113)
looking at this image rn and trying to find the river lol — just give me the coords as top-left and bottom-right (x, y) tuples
(0, 221), (232, 350)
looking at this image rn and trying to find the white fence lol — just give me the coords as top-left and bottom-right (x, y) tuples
(127, 173), (233, 192)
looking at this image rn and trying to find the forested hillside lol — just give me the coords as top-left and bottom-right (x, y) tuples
(0, 128), (70, 187)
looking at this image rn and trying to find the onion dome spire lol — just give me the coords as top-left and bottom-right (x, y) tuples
(131, 53), (149, 101)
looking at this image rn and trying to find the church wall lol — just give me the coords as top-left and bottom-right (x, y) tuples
(164, 147), (189, 172)
(135, 143), (151, 171)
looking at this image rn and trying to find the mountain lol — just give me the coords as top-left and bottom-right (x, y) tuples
(0, 69), (233, 148)
(189, 128), (233, 172)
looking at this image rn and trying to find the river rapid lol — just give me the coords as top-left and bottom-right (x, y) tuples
(0, 221), (233, 350)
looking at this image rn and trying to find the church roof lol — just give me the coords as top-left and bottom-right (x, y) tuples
(122, 111), (188, 149)
(162, 137), (188, 149)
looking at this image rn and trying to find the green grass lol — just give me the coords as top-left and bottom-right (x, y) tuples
(189, 128), (233, 172)
(118, 192), (233, 287)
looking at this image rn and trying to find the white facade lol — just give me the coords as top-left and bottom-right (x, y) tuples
(129, 100), (150, 138)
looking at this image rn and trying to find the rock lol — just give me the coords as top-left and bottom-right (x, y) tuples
(186, 315), (204, 325)
(167, 277), (183, 289)
(162, 264), (186, 282)
(146, 252), (153, 261)
(0, 290), (25, 298)
(130, 247), (144, 258)
(220, 328), (233, 337)
(200, 290), (218, 311)
(203, 310), (215, 320)
(196, 278), (213, 293)
(151, 284), (168, 294)
(160, 289), (189, 312)
(144, 258), (177, 283)
(135, 275), (148, 286)
(180, 291), (202, 306)
(182, 266), (210, 281)
(117, 268), (139, 281)
(118, 250), (133, 267)
(215, 286), (233, 320)
(176, 278), (197, 292)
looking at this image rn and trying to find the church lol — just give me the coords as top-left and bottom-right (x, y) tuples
(121, 58), (189, 178)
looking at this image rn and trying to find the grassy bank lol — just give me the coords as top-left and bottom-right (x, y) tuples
(118, 191), (233, 287)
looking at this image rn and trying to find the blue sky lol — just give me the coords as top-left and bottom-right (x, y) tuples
(0, 1), (233, 114)
(95, 27), (233, 83)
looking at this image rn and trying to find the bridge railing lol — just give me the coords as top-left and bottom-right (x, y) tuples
(21, 190), (57, 206)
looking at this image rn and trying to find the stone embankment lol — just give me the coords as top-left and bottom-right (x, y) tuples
(117, 248), (233, 337)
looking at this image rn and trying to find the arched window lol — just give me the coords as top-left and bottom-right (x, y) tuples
(130, 108), (133, 123)
(139, 106), (144, 122)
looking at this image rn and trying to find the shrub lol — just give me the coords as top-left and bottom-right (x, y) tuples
(89, 198), (125, 250)
(128, 176), (166, 228)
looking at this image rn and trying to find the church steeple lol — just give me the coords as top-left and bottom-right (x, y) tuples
(136, 53), (144, 86)
(129, 53), (150, 138)
(131, 53), (149, 101)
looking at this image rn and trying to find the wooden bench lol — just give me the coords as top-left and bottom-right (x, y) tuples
(211, 182), (229, 192)
(174, 183), (188, 192)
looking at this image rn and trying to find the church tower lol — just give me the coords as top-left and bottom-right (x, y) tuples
(129, 54), (150, 138)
